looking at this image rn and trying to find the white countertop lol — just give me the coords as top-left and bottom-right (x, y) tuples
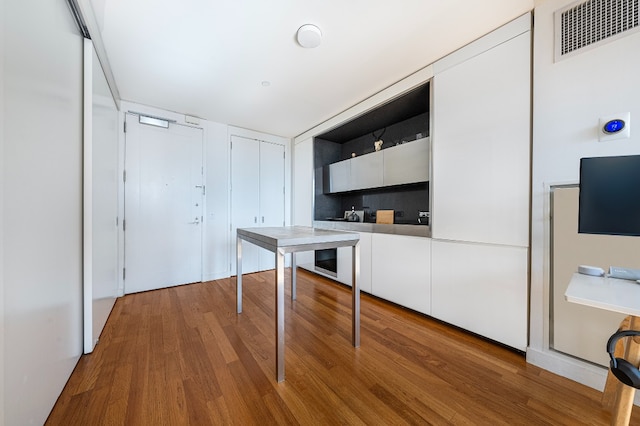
(565, 272), (640, 317)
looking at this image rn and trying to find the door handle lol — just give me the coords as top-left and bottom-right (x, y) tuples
(189, 216), (200, 225)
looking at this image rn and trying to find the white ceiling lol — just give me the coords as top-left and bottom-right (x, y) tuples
(89, 0), (533, 138)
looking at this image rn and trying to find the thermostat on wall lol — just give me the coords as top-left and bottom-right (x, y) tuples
(599, 112), (630, 142)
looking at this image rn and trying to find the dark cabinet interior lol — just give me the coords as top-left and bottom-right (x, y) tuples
(313, 83), (430, 225)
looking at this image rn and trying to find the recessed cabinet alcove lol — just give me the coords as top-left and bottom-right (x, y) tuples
(314, 83), (430, 225)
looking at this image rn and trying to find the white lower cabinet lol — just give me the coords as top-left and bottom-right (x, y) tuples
(431, 240), (528, 351)
(336, 232), (372, 293)
(371, 234), (431, 315)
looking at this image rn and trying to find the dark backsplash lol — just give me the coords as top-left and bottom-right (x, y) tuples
(342, 183), (429, 224)
(316, 182), (429, 224)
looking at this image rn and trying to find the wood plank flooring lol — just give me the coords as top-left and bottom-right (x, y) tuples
(46, 269), (640, 425)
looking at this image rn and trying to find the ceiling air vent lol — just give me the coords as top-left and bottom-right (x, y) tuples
(555, 0), (639, 61)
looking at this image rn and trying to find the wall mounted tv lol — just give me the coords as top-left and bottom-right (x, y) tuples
(578, 155), (640, 236)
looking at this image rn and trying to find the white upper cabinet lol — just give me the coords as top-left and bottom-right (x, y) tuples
(383, 137), (430, 187)
(350, 151), (383, 190)
(432, 15), (531, 247)
(327, 159), (351, 193)
(324, 138), (429, 194)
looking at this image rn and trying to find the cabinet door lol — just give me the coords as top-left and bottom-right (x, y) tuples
(231, 135), (260, 274)
(259, 141), (285, 270)
(383, 137), (430, 186)
(293, 138), (313, 226)
(350, 151), (383, 190)
(431, 240), (528, 351)
(371, 234), (431, 315)
(432, 31), (530, 247)
(328, 159), (351, 193)
(293, 138), (315, 266)
(336, 232), (372, 293)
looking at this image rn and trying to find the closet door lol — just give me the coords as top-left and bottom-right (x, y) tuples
(258, 141), (285, 270)
(231, 135), (260, 274)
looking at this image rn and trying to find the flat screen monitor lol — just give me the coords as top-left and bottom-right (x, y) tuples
(578, 155), (640, 236)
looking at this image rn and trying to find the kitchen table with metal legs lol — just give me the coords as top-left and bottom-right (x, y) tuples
(236, 226), (360, 382)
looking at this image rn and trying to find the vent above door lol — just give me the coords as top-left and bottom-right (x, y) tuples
(555, 0), (639, 61)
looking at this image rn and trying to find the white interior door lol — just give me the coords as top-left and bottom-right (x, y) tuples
(124, 114), (203, 293)
(258, 141), (285, 270)
(230, 135), (260, 274)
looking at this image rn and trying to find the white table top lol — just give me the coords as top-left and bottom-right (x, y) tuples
(565, 272), (640, 317)
(237, 226), (360, 253)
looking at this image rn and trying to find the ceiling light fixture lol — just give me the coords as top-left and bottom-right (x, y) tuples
(296, 24), (322, 48)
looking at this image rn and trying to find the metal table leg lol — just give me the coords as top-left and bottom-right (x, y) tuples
(291, 252), (297, 300)
(352, 242), (360, 347)
(275, 248), (286, 382)
(236, 235), (243, 313)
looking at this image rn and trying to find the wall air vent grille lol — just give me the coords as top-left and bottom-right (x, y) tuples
(555, 0), (639, 61)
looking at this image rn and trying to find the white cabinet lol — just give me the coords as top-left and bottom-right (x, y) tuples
(324, 138), (429, 194)
(432, 26), (530, 247)
(431, 240), (528, 351)
(293, 138), (313, 227)
(383, 137), (430, 186)
(428, 15), (530, 350)
(371, 234), (431, 315)
(336, 232), (372, 293)
(293, 137), (314, 267)
(327, 159), (351, 193)
(231, 135), (285, 274)
(350, 151), (383, 190)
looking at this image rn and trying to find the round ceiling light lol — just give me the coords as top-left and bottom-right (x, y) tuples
(296, 24), (322, 48)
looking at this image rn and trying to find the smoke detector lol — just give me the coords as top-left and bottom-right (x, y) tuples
(296, 24), (322, 48)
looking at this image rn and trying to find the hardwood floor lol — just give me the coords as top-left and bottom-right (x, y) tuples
(47, 269), (639, 425)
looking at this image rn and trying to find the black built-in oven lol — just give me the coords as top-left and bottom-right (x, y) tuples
(314, 248), (337, 277)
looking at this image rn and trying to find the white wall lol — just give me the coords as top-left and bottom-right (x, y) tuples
(116, 104), (290, 283)
(204, 121), (230, 280)
(528, 0), (640, 391)
(2, 0), (84, 424)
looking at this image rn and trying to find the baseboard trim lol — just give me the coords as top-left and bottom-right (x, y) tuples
(526, 347), (640, 405)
